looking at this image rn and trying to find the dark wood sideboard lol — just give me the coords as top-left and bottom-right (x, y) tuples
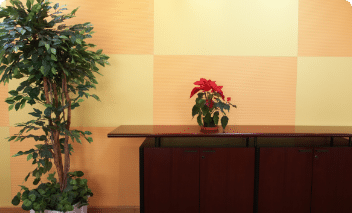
(108, 125), (352, 213)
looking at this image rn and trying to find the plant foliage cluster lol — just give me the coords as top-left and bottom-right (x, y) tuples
(0, 0), (109, 211)
(12, 171), (93, 212)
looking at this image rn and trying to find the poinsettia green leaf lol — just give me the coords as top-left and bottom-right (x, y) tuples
(197, 114), (203, 126)
(221, 116), (229, 130)
(192, 105), (199, 118)
(213, 111), (219, 125)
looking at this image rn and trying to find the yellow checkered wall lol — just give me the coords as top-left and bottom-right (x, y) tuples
(1, 0), (352, 207)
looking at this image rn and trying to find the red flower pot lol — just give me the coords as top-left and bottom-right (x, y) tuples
(200, 126), (219, 133)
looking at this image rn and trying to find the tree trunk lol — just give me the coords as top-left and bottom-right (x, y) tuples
(61, 73), (71, 191)
(43, 77), (64, 191)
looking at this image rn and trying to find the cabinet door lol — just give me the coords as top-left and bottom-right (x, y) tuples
(144, 148), (173, 213)
(258, 148), (312, 213)
(311, 147), (352, 213)
(171, 148), (200, 213)
(144, 147), (199, 213)
(200, 148), (255, 213)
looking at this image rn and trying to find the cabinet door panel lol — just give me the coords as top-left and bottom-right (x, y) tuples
(144, 147), (199, 213)
(171, 148), (200, 213)
(200, 148), (255, 213)
(311, 147), (352, 213)
(258, 148), (312, 213)
(144, 148), (173, 213)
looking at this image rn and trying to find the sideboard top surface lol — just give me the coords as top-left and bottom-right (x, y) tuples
(107, 125), (352, 138)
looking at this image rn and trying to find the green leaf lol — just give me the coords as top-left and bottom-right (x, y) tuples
(44, 107), (51, 117)
(197, 92), (204, 98)
(33, 178), (40, 185)
(27, 153), (33, 161)
(51, 54), (57, 61)
(7, 136), (17, 142)
(19, 185), (29, 191)
(91, 94), (100, 101)
(12, 151), (23, 157)
(213, 111), (219, 125)
(44, 43), (50, 51)
(84, 131), (92, 135)
(65, 204), (74, 211)
(23, 199), (32, 207)
(38, 167), (44, 174)
(201, 105), (209, 116)
(24, 172), (30, 182)
(38, 189), (45, 195)
(87, 137), (93, 143)
(77, 99), (84, 102)
(20, 101), (26, 109)
(58, 203), (63, 210)
(20, 29), (26, 35)
(75, 171), (84, 177)
(8, 104), (14, 111)
(11, 195), (20, 206)
(14, 95), (22, 101)
(221, 116), (229, 130)
(34, 144), (43, 149)
(59, 35), (68, 39)
(195, 98), (205, 108)
(28, 194), (36, 202)
(33, 202), (41, 211)
(77, 137), (82, 144)
(40, 66), (44, 74)
(38, 40), (45, 47)
(71, 7), (79, 15)
(192, 105), (199, 118)
(51, 48), (56, 54)
(197, 114), (203, 126)
(51, 67), (57, 75)
(9, 90), (18, 96)
(44, 160), (52, 172)
(47, 172), (57, 183)
(53, 3), (59, 9)
(203, 112), (211, 124)
(13, 67), (19, 75)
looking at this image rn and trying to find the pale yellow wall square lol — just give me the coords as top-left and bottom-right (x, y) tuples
(72, 54), (154, 127)
(296, 57), (352, 126)
(155, 0), (298, 56)
(7, 55), (154, 127)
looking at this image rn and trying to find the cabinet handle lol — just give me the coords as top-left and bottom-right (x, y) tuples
(316, 150), (329, 152)
(184, 150), (197, 153)
(298, 149), (312, 152)
(202, 150), (216, 152)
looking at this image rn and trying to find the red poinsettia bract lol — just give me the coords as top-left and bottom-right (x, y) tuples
(190, 78), (225, 100)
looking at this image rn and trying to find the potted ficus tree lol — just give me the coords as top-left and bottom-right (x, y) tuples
(0, 0), (109, 212)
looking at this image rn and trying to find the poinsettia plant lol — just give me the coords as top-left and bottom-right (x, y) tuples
(190, 78), (237, 130)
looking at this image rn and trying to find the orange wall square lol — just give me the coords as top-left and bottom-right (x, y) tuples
(50, 0), (154, 55)
(298, 0), (352, 56)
